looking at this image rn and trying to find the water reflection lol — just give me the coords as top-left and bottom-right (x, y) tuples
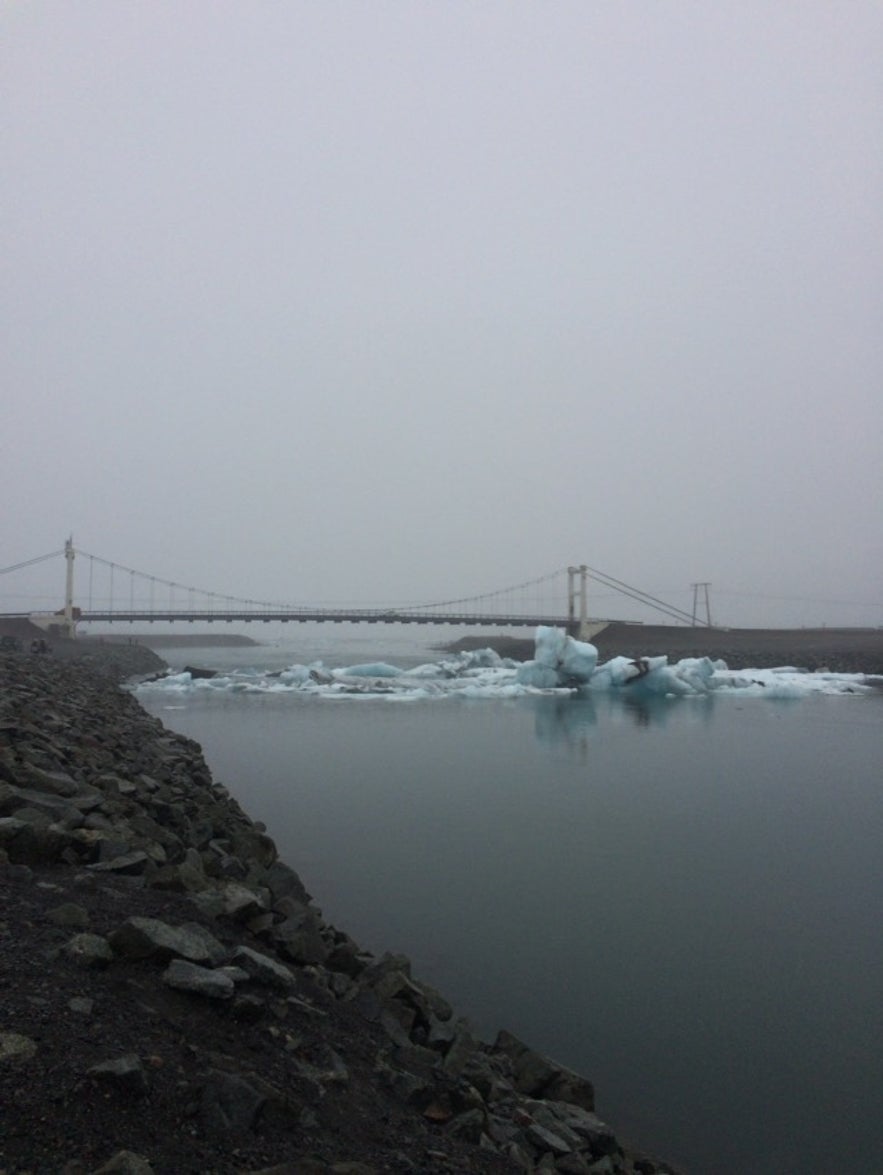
(529, 689), (716, 751)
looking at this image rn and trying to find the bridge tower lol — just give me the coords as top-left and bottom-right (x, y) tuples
(63, 537), (76, 638)
(568, 564), (608, 642)
(567, 565), (587, 633)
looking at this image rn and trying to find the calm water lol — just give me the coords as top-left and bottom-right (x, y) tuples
(137, 629), (883, 1174)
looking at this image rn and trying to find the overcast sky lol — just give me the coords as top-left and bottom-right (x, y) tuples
(3, 2), (881, 627)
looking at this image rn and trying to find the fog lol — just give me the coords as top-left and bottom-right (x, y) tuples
(3, 3), (881, 627)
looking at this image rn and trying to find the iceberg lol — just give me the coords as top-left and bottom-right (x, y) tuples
(336, 662), (402, 679)
(516, 625), (599, 687)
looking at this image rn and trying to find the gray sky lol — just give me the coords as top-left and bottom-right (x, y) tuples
(3, 2), (881, 627)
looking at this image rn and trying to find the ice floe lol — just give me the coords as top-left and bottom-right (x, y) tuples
(133, 626), (875, 703)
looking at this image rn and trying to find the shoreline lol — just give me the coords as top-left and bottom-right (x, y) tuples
(0, 646), (680, 1174)
(79, 632), (263, 649)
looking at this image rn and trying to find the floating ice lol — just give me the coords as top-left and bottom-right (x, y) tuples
(517, 625), (598, 686)
(337, 662), (402, 678)
(133, 629), (876, 703)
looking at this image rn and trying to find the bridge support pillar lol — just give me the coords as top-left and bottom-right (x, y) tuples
(63, 537), (76, 639)
(566, 566), (608, 641)
(567, 565), (589, 637)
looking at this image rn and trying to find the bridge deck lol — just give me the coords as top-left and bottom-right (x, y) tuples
(68, 610), (570, 628)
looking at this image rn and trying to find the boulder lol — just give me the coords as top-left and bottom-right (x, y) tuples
(162, 958), (235, 999)
(87, 850), (151, 876)
(221, 881), (268, 922)
(199, 1069), (266, 1133)
(109, 916), (228, 966)
(493, 1030), (595, 1111)
(91, 1151), (155, 1174)
(88, 1054), (148, 1098)
(260, 859), (311, 905)
(0, 1032), (37, 1064)
(63, 933), (114, 968)
(47, 897), (89, 925)
(230, 945), (295, 990)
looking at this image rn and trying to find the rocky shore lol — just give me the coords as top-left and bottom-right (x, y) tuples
(0, 647), (680, 1175)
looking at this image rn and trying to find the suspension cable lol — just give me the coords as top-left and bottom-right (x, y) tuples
(74, 548), (309, 612)
(406, 567), (568, 612)
(583, 566), (704, 626)
(0, 549), (64, 576)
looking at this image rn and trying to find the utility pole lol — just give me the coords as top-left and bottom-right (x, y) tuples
(691, 582), (712, 627)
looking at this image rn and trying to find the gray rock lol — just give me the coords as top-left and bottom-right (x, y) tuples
(87, 850), (150, 875)
(187, 889), (226, 917)
(585, 1158), (616, 1174)
(494, 1029), (595, 1111)
(68, 996), (95, 1015)
(231, 992), (267, 1022)
(148, 860), (209, 893)
(63, 932), (114, 967)
(232, 828), (277, 869)
(88, 1054), (148, 1097)
(0, 816), (27, 844)
(47, 901), (90, 929)
(375, 1052), (433, 1104)
(289, 1044), (350, 1088)
(521, 1101), (583, 1150)
(447, 1107), (487, 1143)
(199, 1069), (266, 1133)
(216, 965), (251, 984)
(162, 958), (234, 999)
(541, 1102), (617, 1156)
(109, 916), (227, 966)
(21, 766), (79, 796)
(525, 1121), (573, 1156)
(461, 1052), (513, 1104)
(11, 806), (54, 827)
(555, 1154), (595, 1174)
(0, 817), (74, 862)
(90, 1151), (155, 1174)
(0, 1032), (37, 1063)
(3, 784), (90, 825)
(441, 1018), (478, 1075)
(411, 977), (453, 1022)
(222, 881), (267, 921)
(260, 859), (310, 905)
(272, 911), (329, 965)
(322, 932), (365, 974)
(231, 945), (295, 989)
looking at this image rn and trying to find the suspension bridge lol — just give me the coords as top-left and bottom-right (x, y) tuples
(0, 541), (709, 640)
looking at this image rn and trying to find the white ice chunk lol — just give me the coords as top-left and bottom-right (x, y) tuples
(534, 626), (568, 667)
(336, 662), (402, 678)
(589, 656), (646, 689)
(559, 637), (599, 682)
(515, 660), (562, 688)
(278, 665), (312, 685)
